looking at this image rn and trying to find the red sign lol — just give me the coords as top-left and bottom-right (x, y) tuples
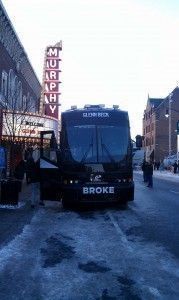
(43, 44), (62, 119)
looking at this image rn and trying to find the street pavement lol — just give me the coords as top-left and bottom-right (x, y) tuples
(0, 172), (179, 299)
(0, 181), (37, 248)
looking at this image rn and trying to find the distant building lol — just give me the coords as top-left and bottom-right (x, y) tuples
(142, 87), (179, 162)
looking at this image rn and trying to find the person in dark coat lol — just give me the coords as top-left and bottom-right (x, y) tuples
(145, 161), (153, 188)
(173, 161), (178, 174)
(27, 156), (42, 208)
(141, 160), (147, 182)
(156, 161), (160, 170)
(14, 159), (26, 192)
(26, 154), (35, 184)
(14, 159), (25, 180)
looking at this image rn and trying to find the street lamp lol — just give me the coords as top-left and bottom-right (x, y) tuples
(165, 109), (169, 118)
(166, 93), (173, 156)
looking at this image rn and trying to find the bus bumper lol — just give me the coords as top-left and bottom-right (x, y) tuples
(62, 182), (134, 204)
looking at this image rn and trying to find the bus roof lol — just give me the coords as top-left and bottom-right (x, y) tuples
(62, 105), (128, 114)
(61, 106), (129, 125)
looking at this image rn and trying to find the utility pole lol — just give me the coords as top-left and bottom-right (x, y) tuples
(177, 121), (179, 164)
(168, 93), (173, 156)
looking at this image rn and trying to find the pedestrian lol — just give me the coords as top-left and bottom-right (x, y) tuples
(173, 161), (178, 174)
(141, 159), (147, 182)
(145, 161), (153, 188)
(25, 147), (33, 160)
(25, 154), (33, 184)
(177, 162), (179, 173)
(28, 150), (44, 208)
(14, 159), (26, 192)
(153, 161), (157, 170)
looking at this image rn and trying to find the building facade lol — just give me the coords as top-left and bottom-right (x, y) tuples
(143, 87), (179, 162)
(0, 1), (41, 115)
(0, 1), (61, 174)
(0, 1), (60, 144)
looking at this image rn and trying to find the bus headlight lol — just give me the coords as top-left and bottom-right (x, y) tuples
(117, 178), (132, 183)
(64, 179), (79, 184)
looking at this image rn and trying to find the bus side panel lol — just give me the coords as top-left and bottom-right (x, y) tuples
(40, 168), (61, 201)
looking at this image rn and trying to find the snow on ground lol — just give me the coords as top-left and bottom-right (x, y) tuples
(0, 202), (26, 209)
(135, 170), (179, 182)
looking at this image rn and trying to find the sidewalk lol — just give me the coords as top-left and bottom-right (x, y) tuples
(134, 169), (179, 182)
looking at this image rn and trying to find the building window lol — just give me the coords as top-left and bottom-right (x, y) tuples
(23, 95), (27, 110)
(30, 96), (35, 112)
(26, 92), (30, 111)
(146, 125), (150, 133)
(8, 69), (15, 108)
(1, 70), (8, 98)
(13, 76), (18, 110)
(17, 81), (23, 110)
(151, 136), (153, 145)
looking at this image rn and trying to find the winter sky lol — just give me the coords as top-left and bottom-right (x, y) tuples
(2, 0), (179, 138)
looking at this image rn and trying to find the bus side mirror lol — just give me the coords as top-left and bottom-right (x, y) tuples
(135, 135), (143, 149)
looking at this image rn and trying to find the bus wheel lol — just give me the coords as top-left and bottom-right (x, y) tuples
(118, 200), (128, 209)
(62, 197), (71, 210)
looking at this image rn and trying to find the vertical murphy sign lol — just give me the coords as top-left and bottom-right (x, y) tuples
(42, 41), (62, 119)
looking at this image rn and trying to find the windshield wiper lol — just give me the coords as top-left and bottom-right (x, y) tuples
(80, 138), (93, 163)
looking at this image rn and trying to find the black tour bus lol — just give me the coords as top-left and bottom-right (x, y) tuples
(40, 104), (134, 207)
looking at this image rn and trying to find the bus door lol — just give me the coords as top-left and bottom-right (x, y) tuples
(40, 131), (61, 201)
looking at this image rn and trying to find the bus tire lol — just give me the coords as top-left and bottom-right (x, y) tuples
(62, 197), (72, 209)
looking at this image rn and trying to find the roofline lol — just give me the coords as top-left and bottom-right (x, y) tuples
(155, 86), (179, 112)
(0, 0), (41, 85)
(62, 107), (128, 114)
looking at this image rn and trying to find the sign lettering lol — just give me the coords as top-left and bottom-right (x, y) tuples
(83, 112), (109, 118)
(83, 186), (114, 194)
(43, 43), (62, 119)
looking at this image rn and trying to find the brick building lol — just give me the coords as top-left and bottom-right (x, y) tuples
(0, 1), (60, 173)
(0, 1), (59, 141)
(0, 1), (41, 115)
(143, 87), (179, 162)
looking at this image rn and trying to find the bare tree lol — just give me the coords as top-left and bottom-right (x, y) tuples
(2, 83), (42, 175)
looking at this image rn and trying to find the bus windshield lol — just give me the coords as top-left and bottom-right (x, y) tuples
(62, 124), (129, 163)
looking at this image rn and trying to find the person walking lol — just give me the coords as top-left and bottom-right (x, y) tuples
(145, 161), (153, 188)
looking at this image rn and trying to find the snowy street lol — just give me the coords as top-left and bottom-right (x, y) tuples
(0, 172), (179, 299)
